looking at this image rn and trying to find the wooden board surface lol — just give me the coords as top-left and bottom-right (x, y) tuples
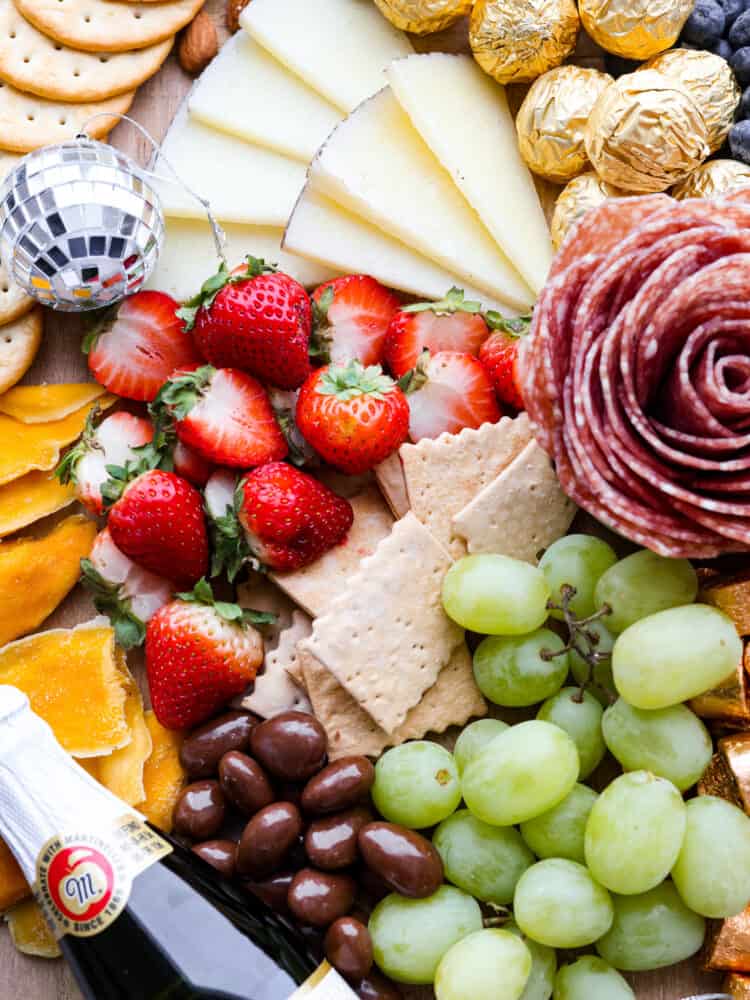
(0, 4), (731, 997)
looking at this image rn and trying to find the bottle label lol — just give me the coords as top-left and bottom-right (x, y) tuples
(33, 814), (171, 939)
(289, 961), (359, 998)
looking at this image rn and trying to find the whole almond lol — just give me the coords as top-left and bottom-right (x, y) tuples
(178, 11), (218, 76)
(226, 0), (250, 34)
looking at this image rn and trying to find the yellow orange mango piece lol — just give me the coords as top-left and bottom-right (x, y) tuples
(5, 899), (60, 958)
(0, 514), (96, 646)
(0, 470), (77, 538)
(0, 838), (28, 912)
(137, 710), (186, 833)
(0, 383), (107, 423)
(97, 665), (152, 806)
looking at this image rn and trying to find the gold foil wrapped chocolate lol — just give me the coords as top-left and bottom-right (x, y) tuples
(720, 732), (750, 815)
(516, 66), (613, 182)
(702, 572), (750, 636)
(726, 973), (750, 998)
(372, 0), (472, 34)
(579, 0), (693, 59)
(550, 171), (626, 249)
(690, 661), (750, 725)
(469, 0), (580, 85)
(645, 48), (740, 152)
(584, 69), (711, 192)
(674, 160), (750, 199)
(704, 909), (750, 972)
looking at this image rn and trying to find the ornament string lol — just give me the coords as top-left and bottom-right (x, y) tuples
(77, 113), (228, 267)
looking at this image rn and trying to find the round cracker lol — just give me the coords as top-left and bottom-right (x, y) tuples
(0, 81), (134, 152)
(0, 306), (42, 394)
(0, 148), (33, 324)
(14, 0), (206, 53)
(0, 1), (173, 102)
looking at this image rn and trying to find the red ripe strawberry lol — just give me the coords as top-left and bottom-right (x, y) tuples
(173, 439), (213, 486)
(296, 360), (409, 474)
(383, 287), (491, 378)
(403, 350), (501, 442)
(479, 316), (531, 411)
(146, 578), (271, 730)
(107, 469), (209, 589)
(237, 462), (354, 571)
(85, 290), (202, 402)
(56, 409), (153, 515)
(181, 257), (313, 390)
(310, 275), (401, 367)
(154, 365), (287, 469)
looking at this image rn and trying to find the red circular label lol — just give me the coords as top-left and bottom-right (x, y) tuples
(46, 844), (115, 924)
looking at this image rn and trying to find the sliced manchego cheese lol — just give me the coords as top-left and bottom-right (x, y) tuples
(95, 663), (152, 806)
(136, 710), (186, 834)
(240, 0), (412, 113)
(0, 470), (76, 537)
(154, 101), (306, 227)
(0, 839), (28, 912)
(284, 186), (515, 313)
(0, 619), (131, 757)
(0, 382), (106, 423)
(387, 53), (553, 294)
(0, 514), (96, 646)
(147, 216), (338, 303)
(188, 32), (342, 164)
(309, 88), (533, 310)
(6, 899), (60, 958)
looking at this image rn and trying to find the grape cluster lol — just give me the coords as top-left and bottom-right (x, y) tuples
(366, 537), (750, 1000)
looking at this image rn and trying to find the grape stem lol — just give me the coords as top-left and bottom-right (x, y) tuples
(539, 584), (614, 704)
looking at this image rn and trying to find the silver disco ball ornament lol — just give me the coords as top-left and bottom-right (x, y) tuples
(0, 137), (164, 311)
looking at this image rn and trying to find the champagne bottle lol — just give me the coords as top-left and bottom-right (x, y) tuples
(0, 686), (358, 1000)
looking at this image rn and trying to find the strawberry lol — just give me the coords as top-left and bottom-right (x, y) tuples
(203, 468), (249, 582)
(81, 528), (172, 648)
(382, 287), (492, 378)
(402, 350), (501, 442)
(153, 365), (287, 469)
(56, 409), (154, 515)
(84, 290), (202, 402)
(173, 439), (213, 486)
(145, 578), (272, 730)
(478, 315), (531, 411)
(107, 469), (209, 589)
(296, 360), (409, 474)
(180, 257), (313, 390)
(310, 275), (401, 367)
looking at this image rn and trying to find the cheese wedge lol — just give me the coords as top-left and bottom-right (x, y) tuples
(387, 53), (553, 294)
(148, 216), (337, 303)
(188, 32), (341, 163)
(154, 102), (305, 227)
(283, 186), (515, 313)
(240, 0), (412, 113)
(310, 88), (533, 310)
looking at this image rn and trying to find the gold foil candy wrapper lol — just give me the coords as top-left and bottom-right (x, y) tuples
(584, 69), (711, 192)
(550, 170), (626, 249)
(690, 661), (750, 725)
(720, 732), (750, 815)
(516, 66), (613, 182)
(372, 0), (472, 34)
(701, 571), (750, 636)
(645, 48), (740, 153)
(579, 0), (693, 59)
(674, 159), (750, 199)
(726, 973), (750, 998)
(469, 0), (580, 85)
(698, 753), (741, 805)
(704, 908), (750, 973)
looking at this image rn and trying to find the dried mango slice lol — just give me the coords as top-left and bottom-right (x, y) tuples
(5, 899), (60, 958)
(0, 838), (28, 911)
(137, 710), (186, 833)
(0, 514), (96, 646)
(0, 619), (130, 756)
(97, 667), (152, 806)
(0, 383), (107, 423)
(76, 757), (100, 781)
(0, 470), (77, 537)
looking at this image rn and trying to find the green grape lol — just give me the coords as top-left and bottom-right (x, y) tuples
(569, 620), (615, 703)
(584, 770), (686, 895)
(473, 630), (568, 708)
(507, 922), (557, 1000)
(539, 534), (618, 620)
(454, 719), (509, 774)
(602, 699), (712, 791)
(442, 555), (551, 635)
(433, 809), (535, 904)
(520, 784), (598, 864)
(612, 604), (742, 710)
(462, 720), (579, 826)
(372, 741), (461, 829)
(435, 929), (532, 1000)
(553, 956), (635, 1000)
(672, 796), (750, 918)
(537, 687), (605, 779)
(369, 886), (482, 985)
(593, 550), (698, 634)
(596, 881), (705, 972)
(513, 858), (613, 949)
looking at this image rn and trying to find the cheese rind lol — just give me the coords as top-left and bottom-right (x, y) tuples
(240, 0), (412, 113)
(310, 88), (533, 310)
(387, 53), (553, 293)
(188, 32), (341, 163)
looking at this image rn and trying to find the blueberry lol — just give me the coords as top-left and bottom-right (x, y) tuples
(732, 44), (750, 83)
(720, 0), (745, 28)
(709, 36), (735, 58)
(730, 118), (750, 160)
(730, 8), (750, 45)
(682, 0), (726, 45)
(739, 85), (750, 117)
